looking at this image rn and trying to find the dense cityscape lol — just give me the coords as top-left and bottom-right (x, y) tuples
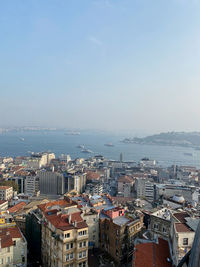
(0, 151), (199, 266)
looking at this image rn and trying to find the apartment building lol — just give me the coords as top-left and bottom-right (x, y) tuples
(67, 171), (87, 194)
(99, 207), (144, 264)
(39, 199), (89, 267)
(0, 200), (8, 211)
(0, 186), (13, 201)
(24, 175), (40, 195)
(0, 212), (27, 266)
(170, 211), (196, 266)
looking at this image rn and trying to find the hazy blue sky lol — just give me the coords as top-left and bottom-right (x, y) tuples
(1, 0), (200, 134)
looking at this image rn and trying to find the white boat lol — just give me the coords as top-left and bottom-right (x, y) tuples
(77, 145), (85, 149)
(104, 143), (114, 147)
(81, 149), (92, 153)
(20, 137), (25, 141)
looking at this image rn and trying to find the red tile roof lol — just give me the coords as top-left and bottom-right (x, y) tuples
(39, 199), (76, 212)
(86, 171), (100, 180)
(118, 175), (134, 183)
(0, 226), (22, 248)
(173, 212), (189, 223)
(0, 186), (11, 190)
(45, 211), (88, 231)
(8, 201), (27, 214)
(133, 238), (172, 267)
(175, 223), (192, 233)
(0, 200), (7, 205)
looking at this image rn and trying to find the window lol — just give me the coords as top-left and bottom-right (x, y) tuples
(78, 230), (87, 236)
(66, 243), (73, 250)
(79, 251), (87, 259)
(79, 262), (86, 267)
(154, 224), (158, 230)
(183, 238), (188, 245)
(65, 264), (74, 267)
(7, 247), (10, 252)
(163, 227), (167, 233)
(65, 233), (70, 238)
(13, 240), (16, 246)
(66, 253), (73, 261)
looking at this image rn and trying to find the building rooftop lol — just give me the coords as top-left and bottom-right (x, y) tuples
(133, 238), (172, 267)
(8, 201), (27, 214)
(175, 223), (193, 233)
(0, 226), (23, 248)
(113, 216), (130, 226)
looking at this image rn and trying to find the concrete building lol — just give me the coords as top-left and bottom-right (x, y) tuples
(85, 183), (103, 195)
(0, 200), (8, 211)
(67, 172), (86, 194)
(38, 171), (65, 196)
(148, 208), (171, 239)
(81, 207), (99, 248)
(99, 207), (144, 264)
(39, 199), (88, 267)
(170, 211), (196, 265)
(135, 179), (155, 202)
(117, 176), (134, 197)
(0, 186), (13, 201)
(0, 212), (27, 266)
(25, 176), (40, 196)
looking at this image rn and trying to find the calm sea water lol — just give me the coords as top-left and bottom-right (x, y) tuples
(0, 131), (200, 168)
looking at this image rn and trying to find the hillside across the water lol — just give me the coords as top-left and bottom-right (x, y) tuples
(121, 132), (200, 148)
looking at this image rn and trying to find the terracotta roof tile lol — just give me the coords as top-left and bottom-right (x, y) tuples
(0, 226), (22, 248)
(118, 175), (134, 183)
(133, 238), (172, 267)
(175, 223), (192, 233)
(173, 212), (189, 223)
(8, 201), (27, 214)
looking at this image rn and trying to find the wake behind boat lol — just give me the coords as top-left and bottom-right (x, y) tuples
(81, 148), (92, 153)
(104, 143), (114, 147)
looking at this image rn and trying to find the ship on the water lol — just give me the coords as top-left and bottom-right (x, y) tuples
(104, 143), (114, 147)
(64, 131), (80, 135)
(81, 148), (92, 153)
(77, 145), (85, 149)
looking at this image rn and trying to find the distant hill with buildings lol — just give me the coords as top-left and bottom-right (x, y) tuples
(122, 132), (200, 148)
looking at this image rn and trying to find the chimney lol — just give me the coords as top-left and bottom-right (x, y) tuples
(68, 214), (71, 224)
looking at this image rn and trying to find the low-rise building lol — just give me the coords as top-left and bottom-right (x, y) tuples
(0, 200), (8, 211)
(0, 186), (13, 200)
(170, 211), (196, 265)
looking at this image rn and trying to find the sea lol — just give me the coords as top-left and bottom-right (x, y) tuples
(0, 130), (200, 168)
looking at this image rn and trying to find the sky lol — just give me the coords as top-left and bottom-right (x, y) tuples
(1, 0), (200, 134)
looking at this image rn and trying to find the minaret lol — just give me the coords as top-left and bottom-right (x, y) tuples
(120, 152), (123, 162)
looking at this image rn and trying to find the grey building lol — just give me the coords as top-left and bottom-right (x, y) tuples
(38, 171), (65, 195)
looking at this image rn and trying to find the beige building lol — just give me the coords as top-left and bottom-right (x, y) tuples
(39, 199), (88, 267)
(0, 212), (27, 266)
(170, 211), (196, 266)
(0, 200), (8, 211)
(0, 186), (13, 201)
